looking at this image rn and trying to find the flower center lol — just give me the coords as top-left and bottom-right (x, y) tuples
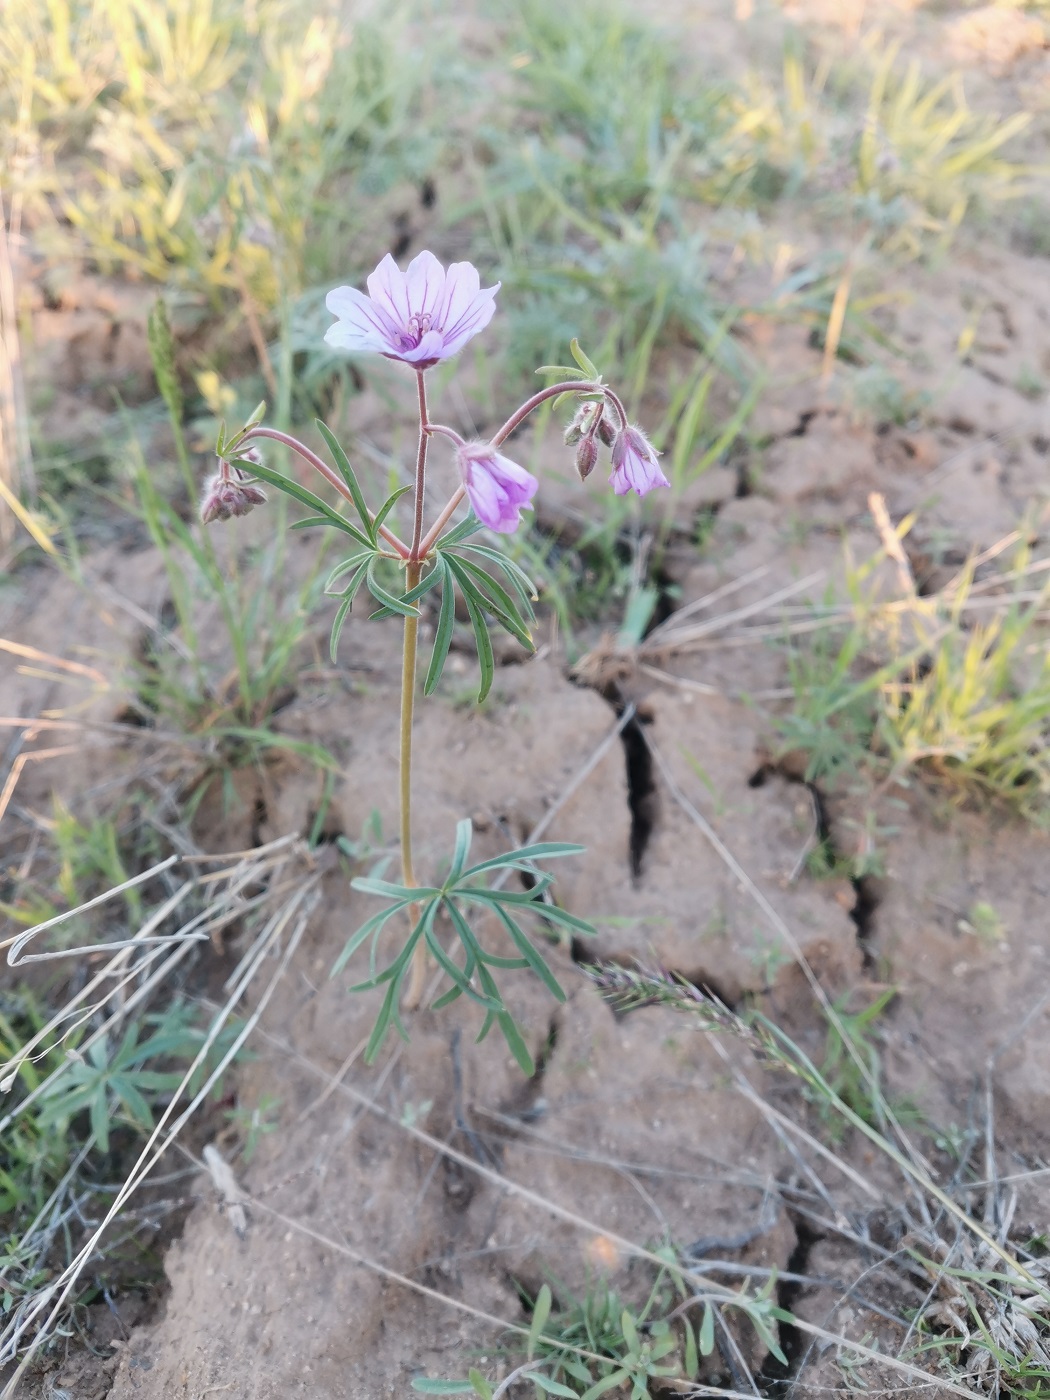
(405, 312), (436, 345)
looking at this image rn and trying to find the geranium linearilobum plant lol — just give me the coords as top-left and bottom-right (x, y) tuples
(204, 250), (668, 1070)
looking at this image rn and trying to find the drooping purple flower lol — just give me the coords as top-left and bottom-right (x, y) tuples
(609, 426), (670, 497)
(324, 251), (500, 368)
(457, 443), (538, 534)
(200, 470), (267, 524)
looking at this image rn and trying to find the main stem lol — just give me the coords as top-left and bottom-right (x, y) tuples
(403, 370), (430, 1010)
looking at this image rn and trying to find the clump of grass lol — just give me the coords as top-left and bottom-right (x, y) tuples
(775, 523), (1050, 822)
(0, 0), (443, 306)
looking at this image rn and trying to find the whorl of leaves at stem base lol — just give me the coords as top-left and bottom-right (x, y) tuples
(332, 819), (593, 1073)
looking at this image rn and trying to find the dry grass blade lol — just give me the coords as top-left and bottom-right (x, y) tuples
(0, 835), (315, 1392)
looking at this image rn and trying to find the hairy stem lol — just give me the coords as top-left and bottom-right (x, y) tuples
(490, 379), (611, 448)
(244, 426), (410, 558)
(410, 370), (429, 560)
(418, 485), (465, 558)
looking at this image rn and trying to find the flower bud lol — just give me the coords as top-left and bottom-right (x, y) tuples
(575, 434), (598, 481)
(563, 403), (595, 446)
(200, 471), (267, 525)
(596, 410), (617, 447)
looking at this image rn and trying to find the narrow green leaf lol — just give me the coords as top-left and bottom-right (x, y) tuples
(366, 558), (419, 618)
(475, 1009), (496, 1043)
(246, 399), (267, 428)
(478, 952), (530, 970)
(528, 1285), (552, 1359)
(467, 1369), (493, 1400)
(459, 543), (538, 611)
(699, 1303), (714, 1357)
(535, 363), (587, 379)
(401, 562), (444, 605)
(683, 1317), (699, 1378)
(430, 983), (464, 1011)
(90, 1088), (110, 1154)
(315, 419), (376, 540)
(489, 904), (566, 1002)
(579, 1371), (629, 1400)
(438, 513), (481, 547)
(330, 900), (414, 978)
(460, 581), (494, 702)
(447, 555), (534, 651)
(244, 462), (373, 547)
(461, 843), (585, 879)
(423, 928), (485, 1002)
(290, 514), (338, 531)
(329, 568), (367, 662)
(373, 483), (412, 537)
(364, 979), (404, 1063)
(424, 558), (456, 695)
(497, 1011), (534, 1076)
(449, 819), (473, 883)
(569, 338), (599, 379)
(325, 551), (373, 595)
(521, 1375), (578, 1399)
(352, 877), (436, 900)
(620, 1311), (640, 1355)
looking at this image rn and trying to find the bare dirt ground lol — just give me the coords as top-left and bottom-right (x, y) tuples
(5, 1), (1050, 1397)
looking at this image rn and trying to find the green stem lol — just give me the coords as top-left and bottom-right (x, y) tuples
(403, 369), (431, 1008)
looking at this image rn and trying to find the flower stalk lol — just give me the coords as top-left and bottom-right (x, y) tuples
(204, 250), (669, 1052)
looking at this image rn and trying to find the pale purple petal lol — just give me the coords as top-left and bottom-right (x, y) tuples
(609, 426), (669, 497)
(458, 444), (538, 533)
(404, 250), (447, 322)
(325, 285), (400, 348)
(439, 286), (499, 358)
(326, 251), (500, 366)
(464, 461), (504, 530)
(436, 262), (482, 331)
(366, 253), (411, 329)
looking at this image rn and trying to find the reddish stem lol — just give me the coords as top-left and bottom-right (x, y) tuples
(410, 371), (429, 560)
(490, 380), (622, 448)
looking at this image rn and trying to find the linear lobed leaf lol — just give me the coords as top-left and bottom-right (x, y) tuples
(446, 554), (534, 651)
(366, 557), (419, 618)
(315, 419), (376, 541)
(243, 461), (373, 547)
(459, 578), (495, 702)
(489, 903), (566, 1002)
(461, 843), (586, 879)
(424, 557), (456, 695)
(458, 543), (538, 612)
(372, 483), (412, 537)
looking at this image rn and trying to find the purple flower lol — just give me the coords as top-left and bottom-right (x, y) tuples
(324, 251), (500, 368)
(609, 426), (670, 497)
(457, 444), (538, 534)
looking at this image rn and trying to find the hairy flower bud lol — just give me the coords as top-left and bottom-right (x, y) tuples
(596, 410), (617, 447)
(575, 434), (598, 481)
(200, 471), (267, 525)
(563, 403), (596, 446)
